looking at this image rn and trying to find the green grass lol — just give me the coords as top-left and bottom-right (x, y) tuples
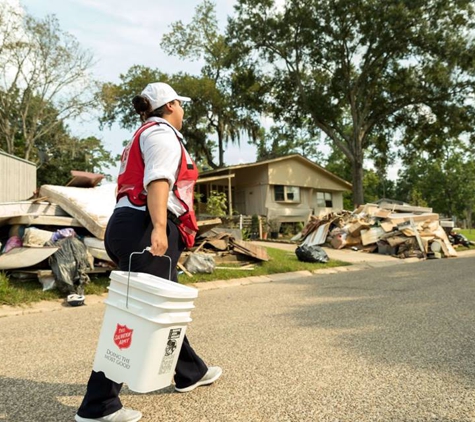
(178, 247), (348, 284)
(458, 229), (475, 242)
(0, 273), (111, 307)
(0, 247), (348, 307)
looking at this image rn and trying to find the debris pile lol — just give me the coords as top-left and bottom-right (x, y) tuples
(0, 171), (266, 288)
(181, 228), (269, 276)
(299, 202), (461, 259)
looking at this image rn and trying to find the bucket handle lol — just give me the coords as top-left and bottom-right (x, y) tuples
(126, 247), (172, 309)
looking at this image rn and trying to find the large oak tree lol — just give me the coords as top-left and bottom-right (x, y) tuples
(228, 0), (475, 206)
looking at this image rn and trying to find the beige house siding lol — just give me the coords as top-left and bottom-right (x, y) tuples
(266, 185), (313, 223)
(234, 167), (268, 215)
(0, 152), (37, 202)
(268, 160), (347, 191)
(266, 160), (347, 222)
(197, 155), (351, 222)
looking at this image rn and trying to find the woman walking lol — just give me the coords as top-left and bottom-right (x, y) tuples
(75, 82), (222, 422)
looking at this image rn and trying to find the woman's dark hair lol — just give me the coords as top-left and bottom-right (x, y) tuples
(132, 95), (170, 122)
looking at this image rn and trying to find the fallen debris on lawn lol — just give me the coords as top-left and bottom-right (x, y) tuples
(299, 201), (464, 259)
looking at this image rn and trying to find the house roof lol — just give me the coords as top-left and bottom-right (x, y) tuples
(0, 150), (35, 166)
(199, 154), (352, 190)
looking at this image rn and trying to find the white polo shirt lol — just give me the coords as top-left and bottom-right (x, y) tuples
(115, 117), (190, 217)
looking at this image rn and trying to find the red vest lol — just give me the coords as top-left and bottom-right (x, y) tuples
(117, 121), (199, 248)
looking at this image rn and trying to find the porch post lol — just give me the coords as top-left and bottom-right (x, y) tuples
(228, 174), (233, 216)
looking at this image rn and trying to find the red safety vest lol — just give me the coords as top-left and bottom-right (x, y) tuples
(117, 121), (199, 248)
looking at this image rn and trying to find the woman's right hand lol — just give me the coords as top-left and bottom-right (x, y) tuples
(150, 226), (168, 256)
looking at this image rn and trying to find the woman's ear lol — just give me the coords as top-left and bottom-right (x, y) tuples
(164, 101), (175, 113)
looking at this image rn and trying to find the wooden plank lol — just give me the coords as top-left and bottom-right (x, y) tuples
(433, 225), (458, 257)
(385, 236), (409, 247)
(390, 212), (439, 222)
(410, 217), (426, 257)
(66, 170), (105, 188)
(380, 221), (396, 232)
(230, 239), (269, 261)
(360, 227), (385, 246)
(347, 221), (371, 236)
(206, 239), (228, 250)
(177, 262), (193, 277)
(373, 209), (392, 218)
(197, 218), (222, 235)
(378, 203), (433, 214)
(6, 215), (82, 227)
(83, 236), (105, 249)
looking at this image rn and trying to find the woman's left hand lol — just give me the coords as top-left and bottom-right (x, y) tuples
(150, 226), (168, 256)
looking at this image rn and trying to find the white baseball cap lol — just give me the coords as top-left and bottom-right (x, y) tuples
(141, 82), (191, 110)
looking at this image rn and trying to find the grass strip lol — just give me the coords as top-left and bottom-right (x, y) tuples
(0, 247), (348, 307)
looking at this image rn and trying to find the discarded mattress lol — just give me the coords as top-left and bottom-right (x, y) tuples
(83, 236), (112, 262)
(0, 246), (59, 270)
(0, 201), (69, 226)
(39, 184), (117, 240)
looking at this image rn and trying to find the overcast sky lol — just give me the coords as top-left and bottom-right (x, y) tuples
(19, 0), (258, 174)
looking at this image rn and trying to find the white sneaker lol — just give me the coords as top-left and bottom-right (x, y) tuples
(75, 407), (142, 422)
(175, 366), (222, 393)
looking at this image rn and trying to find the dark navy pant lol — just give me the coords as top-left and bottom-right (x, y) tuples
(77, 208), (207, 419)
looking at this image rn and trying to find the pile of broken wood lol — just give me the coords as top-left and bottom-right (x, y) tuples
(0, 171), (268, 284)
(299, 201), (458, 259)
(179, 228), (269, 277)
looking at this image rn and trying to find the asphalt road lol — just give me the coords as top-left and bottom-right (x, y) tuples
(1, 257), (475, 422)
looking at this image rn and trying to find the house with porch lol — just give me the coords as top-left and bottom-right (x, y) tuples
(196, 154), (352, 229)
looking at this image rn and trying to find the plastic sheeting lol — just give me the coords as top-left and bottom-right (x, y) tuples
(47, 237), (92, 295)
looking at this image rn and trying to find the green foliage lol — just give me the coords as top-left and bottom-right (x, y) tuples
(395, 139), (475, 220)
(253, 124), (325, 162)
(229, 0), (475, 206)
(99, 65), (220, 168)
(251, 214), (259, 230)
(36, 135), (114, 186)
(323, 144), (396, 209)
(206, 190), (228, 216)
(0, 5), (98, 162)
(268, 219), (280, 232)
(458, 229), (475, 241)
(241, 228), (251, 240)
(160, 0), (263, 167)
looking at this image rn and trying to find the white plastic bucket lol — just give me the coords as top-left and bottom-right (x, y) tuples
(92, 270), (198, 393)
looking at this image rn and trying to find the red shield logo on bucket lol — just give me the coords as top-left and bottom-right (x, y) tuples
(113, 324), (133, 350)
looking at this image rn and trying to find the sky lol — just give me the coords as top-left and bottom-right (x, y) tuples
(18, 0), (258, 175)
(14, 0), (400, 180)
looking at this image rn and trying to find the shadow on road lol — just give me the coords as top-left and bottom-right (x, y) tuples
(282, 258), (475, 386)
(0, 376), (175, 422)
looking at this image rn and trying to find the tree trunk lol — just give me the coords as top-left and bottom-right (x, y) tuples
(351, 156), (365, 208)
(218, 132), (224, 167)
